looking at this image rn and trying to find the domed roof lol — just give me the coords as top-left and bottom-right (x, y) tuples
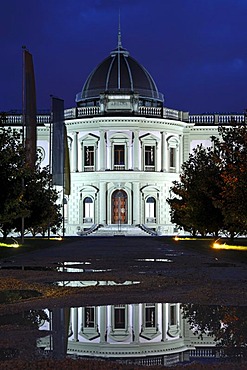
(76, 33), (164, 107)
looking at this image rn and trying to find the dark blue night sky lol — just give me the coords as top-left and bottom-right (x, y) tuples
(1, 0), (247, 114)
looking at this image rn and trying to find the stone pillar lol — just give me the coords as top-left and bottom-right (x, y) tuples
(179, 135), (183, 171)
(161, 132), (166, 172)
(156, 140), (161, 172)
(99, 182), (106, 225)
(72, 132), (78, 172)
(100, 306), (107, 343)
(133, 131), (139, 170)
(78, 142), (82, 172)
(73, 307), (79, 341)
(126, 142), (129, 170)
(132, 182), (140, 225)
(99, 130), (106, 171)
(162, 132), (168, 172)
(176, 144), (179, 173)
(132, 304), (140, 343)
(161, 303), (167, 342)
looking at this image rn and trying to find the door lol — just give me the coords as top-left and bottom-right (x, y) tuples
(112, 190), (127, 224)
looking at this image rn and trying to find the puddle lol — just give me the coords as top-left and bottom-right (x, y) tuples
(0, 302), (246, 366)
(56, 262), (112, 273)
(52, 280), (140, 287)
(0, 265), (55, 271)
(0, 262), (113, 274)
(137, 258), (173, 263)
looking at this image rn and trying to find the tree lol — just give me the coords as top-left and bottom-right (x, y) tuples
(211, 125), (247, 238)
(182, 303), (247, 359)
(0, 127), (28, 239)
(167, 144), (223, 236)
(167, 125), (247, 238)
(0, 125), (62, 239)
(13, 165), (62, 237)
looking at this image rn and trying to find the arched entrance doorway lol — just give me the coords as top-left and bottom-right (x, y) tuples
(111, 190), (127, 224)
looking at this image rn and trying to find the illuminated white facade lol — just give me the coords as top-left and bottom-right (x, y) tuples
(4, 36), (246, 236)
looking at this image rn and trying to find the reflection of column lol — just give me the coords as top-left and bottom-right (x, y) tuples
(72, 132), (78, 172)
(133, 304), (140, 343)
(99, 182), (106, 225)
(99, 130), (106, 170)
(161, 303), (167, 341)
(133, 182), (139, 225)
(73, 307), (79, 341)
(100, 306), (107, 343)
(133, 131), (139, 170)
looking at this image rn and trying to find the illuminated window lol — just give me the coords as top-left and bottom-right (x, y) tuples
(170, 304), (177, 326)
(83, 197), (93, 222)
(114, 145), (125, 169)
(146, 197), (156, 223)
(145, 303), (156, 327)
(84, 146), (94, 168)
(145, 146), (155, 170)
(114, 304), (125, 329)
(84, 306), (95, 328)
(170, 147), (175, 168)
(140, 303), (161, 340)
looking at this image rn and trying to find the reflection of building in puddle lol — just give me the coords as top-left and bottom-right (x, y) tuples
(37, 303), (219, 366)
(53, 280), (140, 287)
(137, 258), (173, 263)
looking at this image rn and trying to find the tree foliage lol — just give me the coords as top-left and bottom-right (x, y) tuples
(0, 125), (62, 239)
(182, 303), (247, 358)
(167, 125), (247, 238)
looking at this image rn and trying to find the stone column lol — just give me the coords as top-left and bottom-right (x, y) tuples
(126, 142), (129, 170)
(72, 132), (78, 172)
(99, 130), (106, 171)
(132, 304), (140, 343)
(161, 132), (166, 172)
(100, 306), (107, 343)
(133, 131), (139, 170)
(99, 182), (106, 225)
(179, 135), (183, 171)
(132, 182), (140, 225)
(156, 140), (161, 172)
(161, 303), (167, 342)
(73, 307), (79, 341)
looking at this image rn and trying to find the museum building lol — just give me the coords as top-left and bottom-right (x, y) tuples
(5, 32), (246, 236)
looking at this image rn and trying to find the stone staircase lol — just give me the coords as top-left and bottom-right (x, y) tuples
(85, 224), (154, 237)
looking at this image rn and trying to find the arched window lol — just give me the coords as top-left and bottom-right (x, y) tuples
(146, 196), (156, 223)
(83, 197), (93, 223)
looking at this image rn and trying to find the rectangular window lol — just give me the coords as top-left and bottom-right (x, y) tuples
(170, 305), (177, 326)
(114, 304), (125, 329)
(170, 147), (175, 168)
(145, 146), (155, 166)
(84, 146), (94, 167)
(145, 303), (155, 327)
(84, 306), (95, 328)
(114, 145), (125, 169)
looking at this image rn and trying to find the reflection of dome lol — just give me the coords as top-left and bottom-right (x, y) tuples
(76, 31), (164, 108)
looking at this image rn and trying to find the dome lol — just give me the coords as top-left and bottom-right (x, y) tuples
(76, 36), (164, 108)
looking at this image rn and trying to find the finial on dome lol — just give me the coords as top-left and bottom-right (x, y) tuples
(118, 10), (122, 49)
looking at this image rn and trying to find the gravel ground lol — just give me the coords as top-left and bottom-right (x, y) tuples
(0, 236), (246, 308)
